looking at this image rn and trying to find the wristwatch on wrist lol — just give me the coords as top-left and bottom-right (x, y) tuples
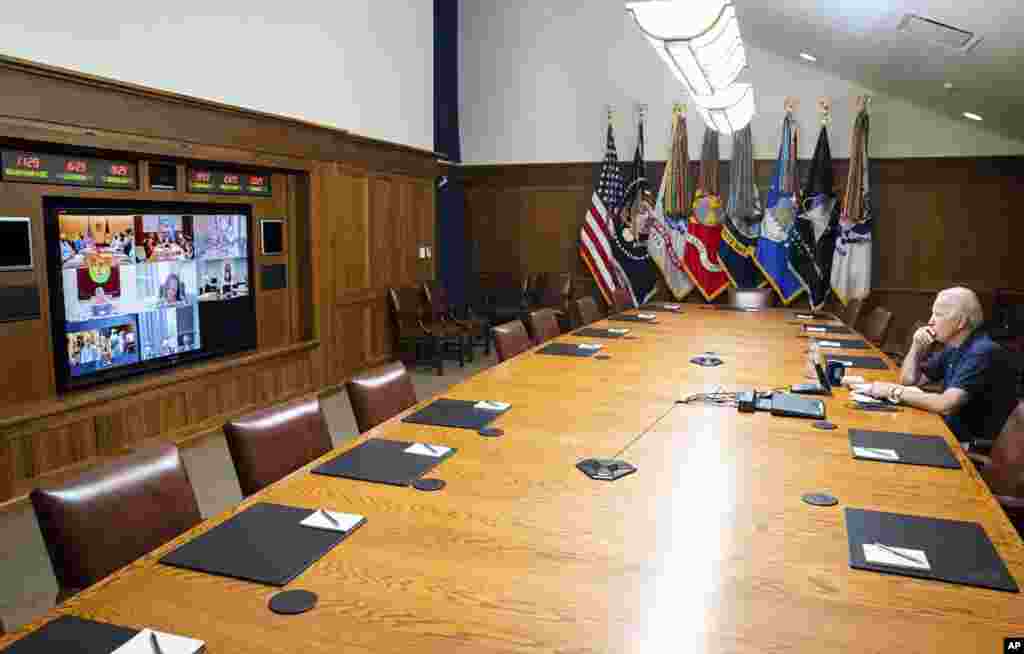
(889, 385), (905, 404)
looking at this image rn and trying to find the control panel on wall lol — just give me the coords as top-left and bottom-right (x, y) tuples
(260, 219), (285, 255)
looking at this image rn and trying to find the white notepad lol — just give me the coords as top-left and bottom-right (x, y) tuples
(863, 543), (931, 570)
(851, 392), (882, 404)
(404, 442), (451, 458)
(796, 313), (814, 319)
(300, 509), (365, 533)
(805, 326), (826, 332)
(818, 340), (842, 347)
(111, 629), (205, 654)
(853, 446), (900, 461)
(663, 304), (681, 310)
(578, 343), (603, 350)
(637, 313), (656, 319)
(607, 328), (630, 335)
(474, 400), (510, 411)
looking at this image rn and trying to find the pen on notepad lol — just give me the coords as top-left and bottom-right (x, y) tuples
(422, 443), (439, 454)
(873, 543), (925, 566)
(319, 509), (340, 526)
(150, 631), (165, 654)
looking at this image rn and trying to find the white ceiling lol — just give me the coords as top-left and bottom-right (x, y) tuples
(733, 0), (1024, 143)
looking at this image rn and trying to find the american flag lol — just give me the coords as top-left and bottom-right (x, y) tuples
(579, 123), (626, 305)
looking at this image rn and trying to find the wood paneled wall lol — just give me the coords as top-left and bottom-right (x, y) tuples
(462, 157), (1024, 350)
(0, 57), (437, 503)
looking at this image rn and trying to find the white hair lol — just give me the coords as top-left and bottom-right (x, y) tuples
(939, 287), (984, 331)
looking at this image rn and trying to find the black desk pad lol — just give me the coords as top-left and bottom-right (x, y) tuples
(849, 429), (962, 469)
(640, 304), (684, 313)
(802, 324), (853, 334)
(0, 616), (137, 654)
(312, 438), (456, 486)
(816, 338), (870, 349)
(845, 508), (1018, 592)
(161, 502), (360, 587)
(401, 398), (509, 429)
(608, 314), (658, 323)
(535, 343), (598, 357)
(574, 327), (626, 338)
(828, 355), (888, 370)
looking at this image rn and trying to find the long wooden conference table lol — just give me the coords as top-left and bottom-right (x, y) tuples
(3, 307), (1023, 653)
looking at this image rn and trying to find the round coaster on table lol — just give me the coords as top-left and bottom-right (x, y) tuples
(595, 354), (612, 360)
(478, 427), (504, 437)
(813, 420), (837, 431)
(269, 589), (318, 615)
(412, 478), (446, 491)
(802, 492), (838, 507)
(690, 355), (723, 367)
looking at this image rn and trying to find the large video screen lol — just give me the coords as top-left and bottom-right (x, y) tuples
(47, 200), (257, 392)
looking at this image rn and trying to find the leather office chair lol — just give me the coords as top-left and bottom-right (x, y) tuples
(727, 287), (775, 309)
(575, 296), (602, 326)
(611, 287), (634, 313)
(423, 281), (489, 357)
(389, 287), (467, 375)
(346, 361), (418, 433)
(861, 306), (894, 347)
(224, 396), (333, 496)
(839, 298), (864, 328)
(492, 320), (533, 362)
(30, 444), (201, 598)
(526, 308), (561, 344)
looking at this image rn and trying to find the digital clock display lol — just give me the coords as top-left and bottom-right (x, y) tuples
(187, 168), (271, 196)
(2, 151), (135, 188)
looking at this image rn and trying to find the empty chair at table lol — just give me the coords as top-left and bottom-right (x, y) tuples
(346, 361), (418, 433)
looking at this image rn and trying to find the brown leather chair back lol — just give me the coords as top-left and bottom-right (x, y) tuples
(611, 287), (634, 313)
(991, 402), (1024, 469)
(840, 298), (864, 328)
(536, 272), (572, 308)
(346, 361), (418, 433)
(727, 287), (775, 309)
(30, 444), (201, 592)
(527, 308), (561, 344)
(389, 287), (426, 330)
(575, 296), (602, 326)
(492, 320), (532, 362)
(224, 396), (333, 496)
(861, 306), (894, 346)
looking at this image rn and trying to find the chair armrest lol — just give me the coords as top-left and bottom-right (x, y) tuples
(968, 452), (992, 468)
(971, 438), (995, 455)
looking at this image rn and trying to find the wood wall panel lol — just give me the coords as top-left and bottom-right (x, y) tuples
(0, 320), (54, 408)
(369, 177), (396, 289)
(256, 289), (292, 350)
(28, 420), (96, 477)
(463, 157), (1023, 351)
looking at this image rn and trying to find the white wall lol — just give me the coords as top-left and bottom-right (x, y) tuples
(459, 0), (1024, 164)
(0, 1), (433, 151)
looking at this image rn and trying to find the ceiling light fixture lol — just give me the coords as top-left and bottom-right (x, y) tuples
(963, 112), (983, 121)
(799, 52), (817, 62)
(626, 1), (747, 97)
(691, 83), (757, 135)
(943, 82), (953, 89)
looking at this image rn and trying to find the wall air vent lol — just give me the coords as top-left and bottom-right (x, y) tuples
(897, 14), (982, 53)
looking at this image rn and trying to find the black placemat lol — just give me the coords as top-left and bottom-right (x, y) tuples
(608, 314), (658, 323)
(849, 429), (961, 469)
(401, 398), (510, 429)
(815, 338), (871, 350)
(802, 324), (853, 334)
(160, 502), (361, 587)
(313, 438), (456, 486)
(574, 327), (625, 338)
(535, 343), (598, 357)
(0, 616), (137, 654)
(827, 355), (888, 370)
(845, 508), (1018, 592)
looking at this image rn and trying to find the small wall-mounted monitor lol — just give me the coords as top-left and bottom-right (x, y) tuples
(0, 217), (33, 271)
(261, 219), (284, 255)
(149, 163), (177, 191)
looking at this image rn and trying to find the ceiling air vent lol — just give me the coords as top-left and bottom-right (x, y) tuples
(897, 14), (983, 53)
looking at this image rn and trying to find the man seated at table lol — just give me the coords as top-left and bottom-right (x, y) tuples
(859, 287), (1021, 446)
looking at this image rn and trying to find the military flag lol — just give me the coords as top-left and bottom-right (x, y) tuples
(754, 113), (805, 304)
(682, 129), (730, 301)
(832, 101), (873, 304)
(787, 122), (836, 309)
(719, 125), (765, 289)
(647, 106), (695, 299)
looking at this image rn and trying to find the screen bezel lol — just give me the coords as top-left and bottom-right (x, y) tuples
(0, 217), (34, 271)
(260, 219), (284, 255)
(44, 197), (257, 394)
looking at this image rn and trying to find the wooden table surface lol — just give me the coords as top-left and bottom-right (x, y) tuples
(3, 308), (1022, 653)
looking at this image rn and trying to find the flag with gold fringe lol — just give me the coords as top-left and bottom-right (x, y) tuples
(647, 105), (695, 299)
(787, 121), (836, 310)
(719, 125), (765, 289)
(682, 129), (730, 301)
(831, 101), (872, 305)
(754, 113), (805, 304)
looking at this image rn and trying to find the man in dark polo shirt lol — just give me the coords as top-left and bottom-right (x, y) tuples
(861, 287), (1020, 445)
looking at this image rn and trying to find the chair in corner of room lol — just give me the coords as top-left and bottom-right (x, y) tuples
(29, 443), (202, 603)
(345, 361), (418, 433)
(526, 308), (562, 345)
(423, 281), (490, 357)
(224, 395), (334, 496)
(492, 320), (533, 363)
(388, 286), (466, 376)
(610, 286), (634, 314)
(837, 298), (864, 328)
(860, 306), (894, 347)
(727, 287), (775, 310)
(575, 296), (603, 326)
